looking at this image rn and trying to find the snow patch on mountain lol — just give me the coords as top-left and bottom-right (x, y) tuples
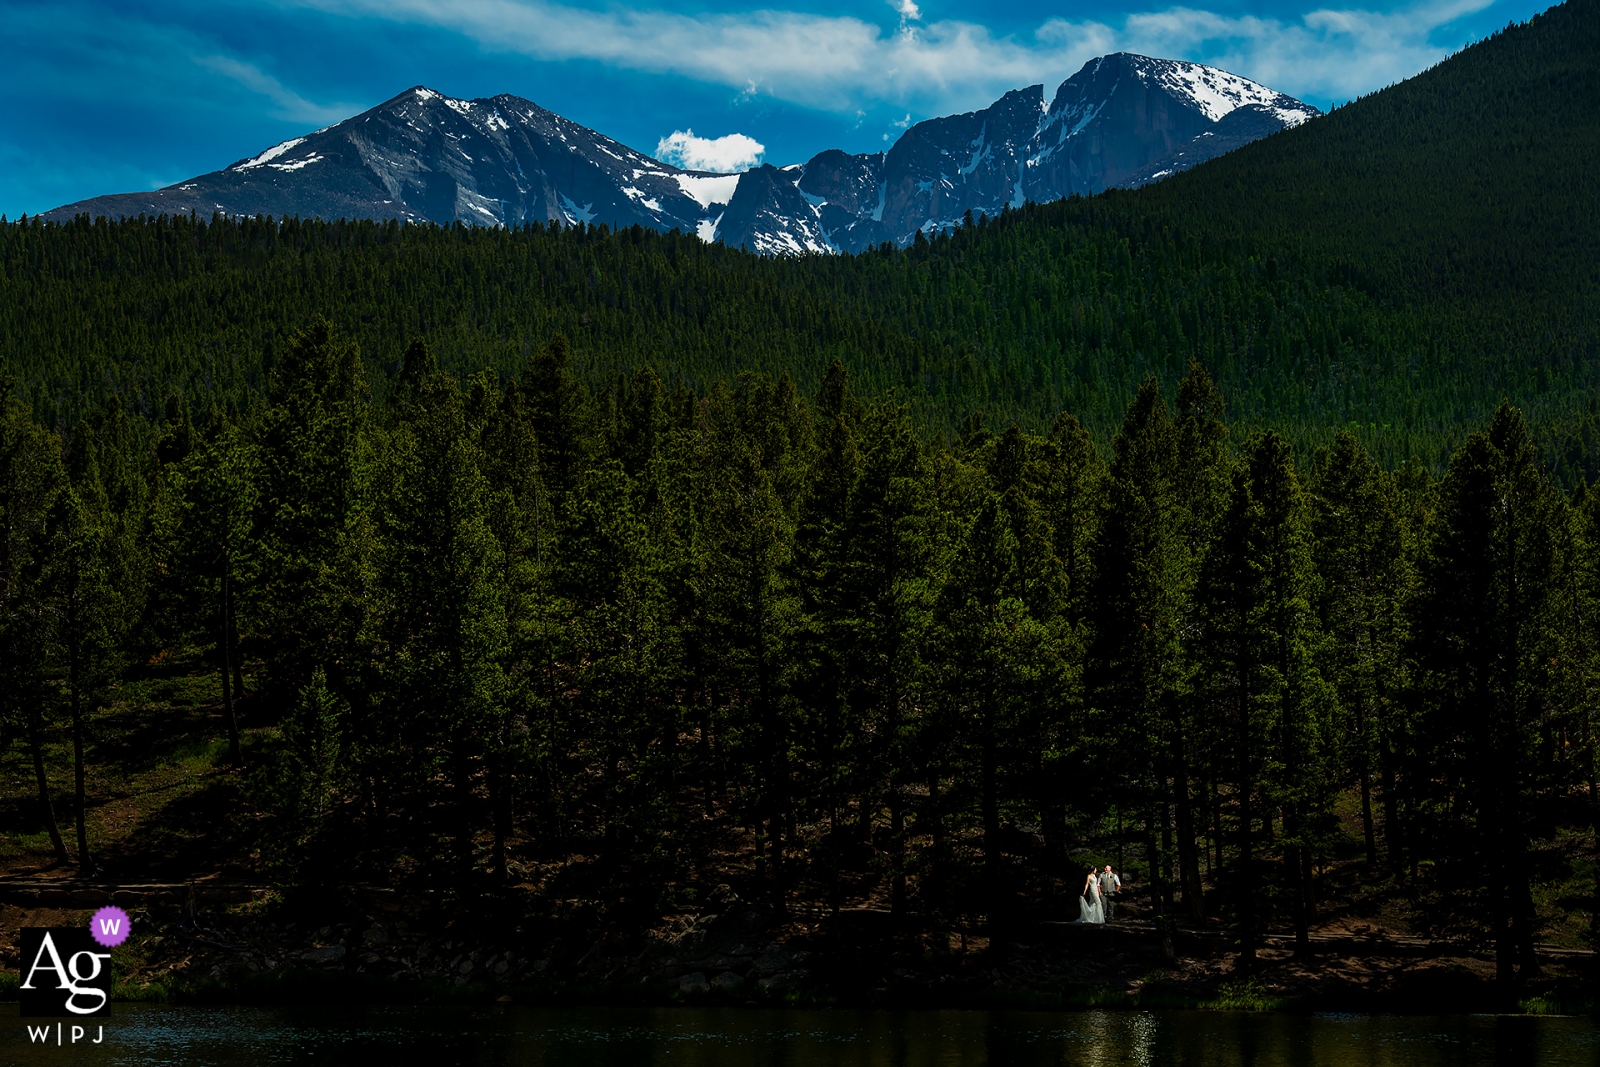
(267, 153), (324, 172)
(558, 194), (595, 225)
(234, 138), (306, 171)
(1139, 58), (1320, 127)
(674, 173), (740, 209)
(46, 58), (1317, 260)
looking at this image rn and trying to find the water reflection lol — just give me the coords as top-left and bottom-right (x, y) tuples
(4, 1004), (1597, 1066)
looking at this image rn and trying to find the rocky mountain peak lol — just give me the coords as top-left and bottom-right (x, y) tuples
(44, 60), (1319, 257)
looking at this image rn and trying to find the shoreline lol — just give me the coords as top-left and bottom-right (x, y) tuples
(2, 885), (1593, 1019)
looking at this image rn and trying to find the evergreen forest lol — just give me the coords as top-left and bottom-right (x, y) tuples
(2, 0), (1598, 477)
(3, 328), (1599, 984)
(1, 0), (1599, 991)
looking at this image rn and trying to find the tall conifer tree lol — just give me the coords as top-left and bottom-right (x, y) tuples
(1411, 405), (1562, 984)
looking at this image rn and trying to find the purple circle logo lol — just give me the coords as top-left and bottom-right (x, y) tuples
(90, 905), (131, 948)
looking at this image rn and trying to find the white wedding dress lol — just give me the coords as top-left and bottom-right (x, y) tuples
(1077, 879), (1105, 924)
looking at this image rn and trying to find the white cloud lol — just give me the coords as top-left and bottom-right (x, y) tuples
(656, 129), (765, 172)
(890, 0), (921, 38)
(293, 0), (1500, 115)
(1093, 0), (1498, 101)
(194, 55), (352, 123)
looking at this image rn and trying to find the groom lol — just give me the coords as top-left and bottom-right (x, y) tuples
(1097, 865), (1120, 921)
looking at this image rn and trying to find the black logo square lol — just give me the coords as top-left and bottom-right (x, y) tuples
(18, 928), (112, 1018)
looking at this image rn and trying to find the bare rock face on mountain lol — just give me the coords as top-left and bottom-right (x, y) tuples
(787, 53), (1320, 251)
(44, 55), (1318, 256)
(1025, 53), (1317, 197)
(872, 85), (1047, 245)
(713, 164), (831, 255)
(795, 149), (890, 251)
(42, 86), (736, 234)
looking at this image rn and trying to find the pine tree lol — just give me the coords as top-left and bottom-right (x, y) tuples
(695, 378), (803, 907)
(373, 345), (510, 878)
(525, 334), (591, 507)
(0, 397), (69, 863)
(1088, 378), (1188, 958)
(1410, 404), (1564, 984)
(171, 420), (260, 763)
(1311, 431), (1410, 865)
(1194, 431), (1327, 963)
(1171, 361), (1229, 920)
(46, 423), (145, 871)
(256, 317), (366, 696)
(839, 398), (935, 917)
(253, 669), (345, 880)
(790, 360), (863, 913)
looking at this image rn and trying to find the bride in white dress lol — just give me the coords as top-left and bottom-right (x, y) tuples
(1077, 866), (1105, 924)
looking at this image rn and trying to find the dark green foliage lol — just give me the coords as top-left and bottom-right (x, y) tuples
(0, 394), (72, 863)
(1310, 431), (1410, 867)
(2, 0), (1598, 982)
(4, 0), (1599, 477)
(3, 323), (1595, 985)
(1409, 406), (1567, 980)
(251, 669), (345, 879)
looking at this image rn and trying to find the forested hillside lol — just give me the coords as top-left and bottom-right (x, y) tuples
(2, 0), (1600, 996)
(3, 331), (1598, 985)
(3, 0), (1598, 478)
(1126, 0), (1600, 318)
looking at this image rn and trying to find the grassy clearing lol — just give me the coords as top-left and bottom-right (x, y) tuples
(0, 650), (262, 880)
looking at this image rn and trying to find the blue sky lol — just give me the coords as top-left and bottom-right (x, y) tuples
(0, 0), (1550, 215)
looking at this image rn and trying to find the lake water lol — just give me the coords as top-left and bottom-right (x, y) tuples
(5, 1004), (1598, 1066)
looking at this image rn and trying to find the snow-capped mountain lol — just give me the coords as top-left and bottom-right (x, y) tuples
(794, 53), (1320, 251)
(43, 55), (1319, 255)
(41, 86), (738, 235)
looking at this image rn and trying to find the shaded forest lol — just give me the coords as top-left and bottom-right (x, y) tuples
(3, 325), (1598, 986)
(2, 2), (1600, 478)
(2, 0), (1599, 994)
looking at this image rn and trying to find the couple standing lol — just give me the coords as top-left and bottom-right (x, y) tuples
(1076, 864), (1120, 924)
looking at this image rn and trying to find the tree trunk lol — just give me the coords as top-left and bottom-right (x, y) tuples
(453, 745), (475, 880)
(769, 804), (787, 914)
(826, 702), (842, 916)
(829, 803), (842, 917)
(1381, 751), (1401, 867)
(1238, 702), (1255, 970)
(1493, 809), (1514, 985)
(1211, 778), (1223, 874)
(1289, 827), (1311, 957)
(28, 707), (70, 864)
(221, 559), (241, 764)
(1173, 737), (1205, 921)
(228, 572), (246, 701)
(981, 704), (1002, 936)
(888, 688), (907, 919)
(69, 636), (94, 874)
(1591, 802), (1600, 955)
(1147, 812), (1175, 963)
(889, 785), (906, 918)
(1160, 796), (1176, 914)
(1360, 771), (1376, 867)
(489, 745), (511, 881)
(1513, 847), (1541, 978)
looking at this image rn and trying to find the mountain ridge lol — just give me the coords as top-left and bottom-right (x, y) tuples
(4, 0), (1598, 477)
(41, 55), (1318, 254)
